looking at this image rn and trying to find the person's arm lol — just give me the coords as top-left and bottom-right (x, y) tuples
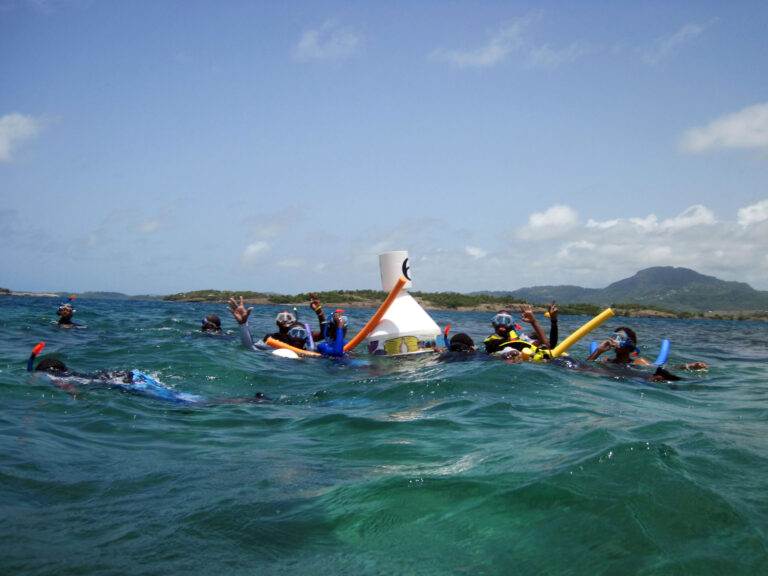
(332, 325), (345, 356)
(309, 293), (326, 322)
(547, 303), (559, 349)
(228, 296), (257, 350)
(520, 305), (549, 347)
(587, 339), (613, 361)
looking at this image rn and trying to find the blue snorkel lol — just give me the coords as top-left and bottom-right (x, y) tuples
(304, 323), (315, 351)
(653, 339), (671, 366)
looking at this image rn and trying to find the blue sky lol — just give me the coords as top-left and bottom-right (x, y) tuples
(2, 0), (768, 294)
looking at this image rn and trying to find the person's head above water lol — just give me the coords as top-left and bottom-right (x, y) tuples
(604, 326), (638, 362)
(610, 326), (637, 351)
(331, 309), (348, 328)
(201, 314), (222, 333)
(35, 357), (68, 374)
(449, 333), (475, 353)
(275, 310), (296, 332)
(57, 303), (74, 323)
(491, 310), (515, 336)
(285, 322), (309, 348)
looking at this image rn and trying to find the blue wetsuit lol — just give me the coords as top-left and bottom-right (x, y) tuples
(317, 324), (346, 358)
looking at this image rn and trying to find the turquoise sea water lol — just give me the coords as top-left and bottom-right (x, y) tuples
(1, 296), (767, 575)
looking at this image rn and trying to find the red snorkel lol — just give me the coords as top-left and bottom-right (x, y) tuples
(27, 341), (46, 372)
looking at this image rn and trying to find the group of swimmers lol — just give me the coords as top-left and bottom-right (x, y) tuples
(29, 294), (707, 402)
(205, 295), (707, 379)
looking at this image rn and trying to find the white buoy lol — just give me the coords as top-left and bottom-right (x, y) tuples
(272, 348), (300, 360)
(366, 251), (441, 355)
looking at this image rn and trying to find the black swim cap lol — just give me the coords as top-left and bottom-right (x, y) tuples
(449, 333), (475, 353)
(35, 357), (68, 374)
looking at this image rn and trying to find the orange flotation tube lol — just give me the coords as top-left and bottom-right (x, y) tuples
(265, 337), (322, 358)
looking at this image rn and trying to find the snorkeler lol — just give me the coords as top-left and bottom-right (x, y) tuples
(27, 343), (268, 405)
(201, 314), (222, 334)
(56, 303), (81, 328)
(586, 327), (708, 380)
(316, 309), (348, 357)
(308, 294), (350, 357)
(483, 304), (558, 358)
(436, 333), (480, 362)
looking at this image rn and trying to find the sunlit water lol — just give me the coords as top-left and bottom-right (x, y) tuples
(2, 296), (767, 575)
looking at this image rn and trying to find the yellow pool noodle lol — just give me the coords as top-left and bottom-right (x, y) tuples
(550, 308), (615, 358)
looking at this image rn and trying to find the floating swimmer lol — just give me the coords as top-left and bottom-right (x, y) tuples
(200, 314), (222, 334)
(26, 342), (268, 405)
(56, 302), (84, 329)
(586, 327), (708, 380)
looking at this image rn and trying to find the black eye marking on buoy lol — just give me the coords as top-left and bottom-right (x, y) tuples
(402, 258), (411, 280)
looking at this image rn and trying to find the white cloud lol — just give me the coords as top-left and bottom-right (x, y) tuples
(277, 258), (305, 268)
(557, 240), (595, 259)
(659, 205), (715, 230)
(0, 113), (43, 161)
(516, 205), (578, 241)
(641, 21), (711, 65)
(240, 241), (270, 267)
(465, 246), (487, 259)
(430, 13), (591, 70)
(586, 218), (620, 230)
(430, 20), (529, 68)
(738, 199), (768, 227)
(293, 21), (361, 62)
(681, 102), (768, 153)
(586, 206), (715, 234)
(526, 41), (591, 69)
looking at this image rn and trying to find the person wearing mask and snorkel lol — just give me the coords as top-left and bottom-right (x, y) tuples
(587, 327), (708, 373)
(56, 303), (82, 329)
(27, 343), (268, 404)
(483, 304), (559, 359)
(201, 314), (223, 334)
(308, 294), (349, 357)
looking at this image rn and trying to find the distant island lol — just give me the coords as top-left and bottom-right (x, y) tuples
(161, 267), (768, 321)
(4, 267), (768, 320)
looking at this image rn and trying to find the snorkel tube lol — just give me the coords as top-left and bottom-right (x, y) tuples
(27, 342), (46, 372)
(304, 323), (315, 351)
(343, 275), (408, 353)
(551, 308), (615, 358)
(653, 339), (671, 366)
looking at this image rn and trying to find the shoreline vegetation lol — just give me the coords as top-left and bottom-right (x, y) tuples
(162, 289), (768, 321)
(3, 287), (767, 321)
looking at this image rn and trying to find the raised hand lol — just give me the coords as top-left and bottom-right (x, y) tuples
(548, 302), (558, 321)
(227, 296), (253, 325)
(309, 293), (323, 313)
(519, 304), (536, 324)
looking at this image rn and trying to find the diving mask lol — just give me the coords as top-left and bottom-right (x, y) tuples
(276, 311), (296, 324)
(288, 325), (308, 340)
(610, 330), (634, 350)
(492, 313), (514, 327)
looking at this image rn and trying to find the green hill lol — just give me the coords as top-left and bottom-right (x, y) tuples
(509, 267), (768, 312)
